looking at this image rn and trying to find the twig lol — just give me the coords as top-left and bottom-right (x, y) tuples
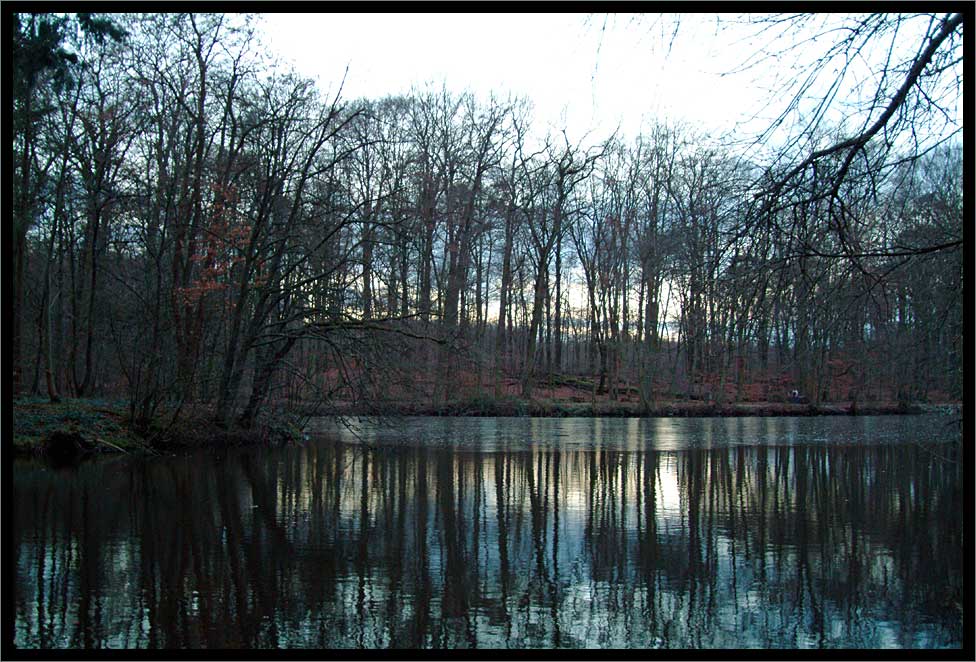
(93, 437), (130, 454)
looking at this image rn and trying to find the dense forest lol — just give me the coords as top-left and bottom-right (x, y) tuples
(11, 13), (963, 432)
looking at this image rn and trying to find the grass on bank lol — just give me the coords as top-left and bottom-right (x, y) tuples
(12, 396), (145, 455)
(11, 397), (279, 457)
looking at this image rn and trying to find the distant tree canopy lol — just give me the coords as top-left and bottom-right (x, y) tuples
(9, 12), (963, 431)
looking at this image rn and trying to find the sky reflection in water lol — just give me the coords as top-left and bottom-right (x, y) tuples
(12, 416), (963, 649)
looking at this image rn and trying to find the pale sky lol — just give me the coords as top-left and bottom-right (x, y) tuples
(257, 12), (964, 160)
(257, 13), (768, 143)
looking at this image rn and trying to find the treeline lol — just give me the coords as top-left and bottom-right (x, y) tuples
(12, 13), (963, 429)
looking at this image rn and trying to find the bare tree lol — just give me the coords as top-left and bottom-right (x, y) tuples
(739, 13), (963, 262)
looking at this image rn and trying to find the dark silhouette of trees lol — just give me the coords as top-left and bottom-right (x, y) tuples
(10, 11), (963, 431)
(12, 12), (125, 398)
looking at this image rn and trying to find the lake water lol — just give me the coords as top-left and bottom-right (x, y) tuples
(11, 415), (963, 649)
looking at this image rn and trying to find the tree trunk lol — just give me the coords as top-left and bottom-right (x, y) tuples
(13, 88), (35, 397)
(554, 234), (563, 374)
(238, 335), (299, 429)
(418, 184), (435, 322)
(521, 260), (549, 399)
(361, 217), (373, 319)
(494, 206), (514, 397)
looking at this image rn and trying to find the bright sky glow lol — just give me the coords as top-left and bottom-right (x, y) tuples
(257, 13), (768, 143)
(254, 12), (961, 331)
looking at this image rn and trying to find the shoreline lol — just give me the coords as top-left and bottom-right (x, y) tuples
(12, 397), (959, 460)
(338, 399), (930, 419)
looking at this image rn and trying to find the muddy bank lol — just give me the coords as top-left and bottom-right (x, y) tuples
(324, 397), (932, 418)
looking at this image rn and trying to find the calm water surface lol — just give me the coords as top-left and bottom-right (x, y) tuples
(12, 415), (963, 649)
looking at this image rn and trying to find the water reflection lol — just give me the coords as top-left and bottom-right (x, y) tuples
(313, 414), (960, 451)
(12, 432), (963, 649)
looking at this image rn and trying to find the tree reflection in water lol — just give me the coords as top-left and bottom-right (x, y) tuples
(12, 438), (962, 649)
